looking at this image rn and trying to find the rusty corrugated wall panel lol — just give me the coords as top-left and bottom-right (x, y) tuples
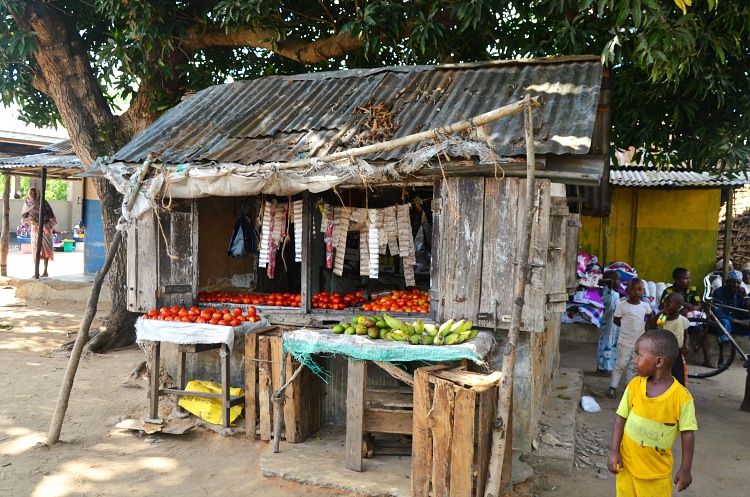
(112, 57), (603, 166)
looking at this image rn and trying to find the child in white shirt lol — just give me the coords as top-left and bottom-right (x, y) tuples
(607, 278), (652, 399)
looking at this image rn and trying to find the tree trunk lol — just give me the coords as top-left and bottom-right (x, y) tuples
(22, 2), (149, 351)
(82, 178), (140, 353)
(1, 175), (9, 276)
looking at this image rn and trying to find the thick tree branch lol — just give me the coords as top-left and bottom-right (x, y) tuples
(24, 0), (121, 166)
(182, 24), (364, 63)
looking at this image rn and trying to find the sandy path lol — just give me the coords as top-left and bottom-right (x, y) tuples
(0, 288), (342, 497)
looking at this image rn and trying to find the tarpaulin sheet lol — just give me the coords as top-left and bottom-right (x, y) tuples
(283, 328), (493, 366)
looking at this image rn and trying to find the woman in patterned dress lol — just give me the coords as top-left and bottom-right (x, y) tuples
(20, 187), (57, 277)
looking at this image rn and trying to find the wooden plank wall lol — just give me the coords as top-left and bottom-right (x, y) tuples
(127, 211), (158, 312)
(480, 178), (520, 326)
(157, 200), (196, 307)
(436, 177), (486, 322)
(437, 177), (552, 332)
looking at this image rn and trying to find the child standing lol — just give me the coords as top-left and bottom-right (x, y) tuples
(652, 292), (691, 386)
(608, 329), (697, 495)
(596, 270), (622, 376)
(607, 278), (652, 399)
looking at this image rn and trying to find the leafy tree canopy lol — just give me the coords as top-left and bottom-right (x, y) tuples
(0, 0), (744, 351)
(0, 0), (746, 171)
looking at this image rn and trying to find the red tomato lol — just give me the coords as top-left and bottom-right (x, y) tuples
(247, 306), (257, 317)
(230, 318), (241, 327)
(233, 307), (243, 317)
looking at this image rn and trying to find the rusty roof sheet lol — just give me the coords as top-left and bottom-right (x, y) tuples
(112, 57), (604, 166)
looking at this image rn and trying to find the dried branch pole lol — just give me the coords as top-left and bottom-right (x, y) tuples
(158, 98), (540, 175)
(47, 152), (159, 444)
(484, 95), (538, 496)
(1, 174), (9, 276)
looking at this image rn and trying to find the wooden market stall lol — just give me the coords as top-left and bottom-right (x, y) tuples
(102, 56), (610, 494)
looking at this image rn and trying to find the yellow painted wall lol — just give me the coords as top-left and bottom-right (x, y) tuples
(579, 188), (720, 286)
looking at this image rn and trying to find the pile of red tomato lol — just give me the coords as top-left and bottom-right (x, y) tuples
(194, 288), (429, 313)
(197, 291), (302, 307)
(361, 289), (430, 313)
(143, 305), (261, 327)
(264, 292), (302, 307)
(311, 291), (366, 310)
(198, 291), (269, 305)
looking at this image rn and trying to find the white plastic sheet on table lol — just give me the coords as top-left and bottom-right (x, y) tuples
(135, 316), (270, 350)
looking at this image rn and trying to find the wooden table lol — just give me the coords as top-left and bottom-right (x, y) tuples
(148, 341), (243, 428)
(282, 329), (494, 471)
(135, 317), (269, 428)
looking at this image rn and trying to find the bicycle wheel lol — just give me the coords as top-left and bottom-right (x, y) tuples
(686, 342), (735, 379)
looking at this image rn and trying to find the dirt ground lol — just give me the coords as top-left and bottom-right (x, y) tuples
(1, 286), (749, 497)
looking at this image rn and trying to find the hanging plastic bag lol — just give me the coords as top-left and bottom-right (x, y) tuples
(228, 217), (248, 258)
(228, 213), (259, 258)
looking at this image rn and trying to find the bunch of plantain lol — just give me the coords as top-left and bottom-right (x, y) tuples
(332, 313), (479, 345)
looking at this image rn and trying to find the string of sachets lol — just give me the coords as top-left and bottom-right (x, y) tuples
(259, 199), (416, 283)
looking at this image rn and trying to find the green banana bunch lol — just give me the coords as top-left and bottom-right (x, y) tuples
(399, 321), (416, 335)
(423, 323), (438, 336)
(383, 314), (402, 331)
(438, 319), (454, 336)
(334, 313), (478, 346)
(413, 320), (425, 335)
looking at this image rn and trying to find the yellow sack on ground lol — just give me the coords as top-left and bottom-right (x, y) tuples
(178, 380), (244, 426)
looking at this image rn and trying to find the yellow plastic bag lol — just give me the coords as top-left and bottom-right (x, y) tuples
(178, 380), (244, 426)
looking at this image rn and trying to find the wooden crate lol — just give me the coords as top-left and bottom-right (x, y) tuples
(244, 326), (323, 442)
(412, 366), (509, 497)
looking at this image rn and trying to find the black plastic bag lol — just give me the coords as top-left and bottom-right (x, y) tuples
(228, 214), (259, 258)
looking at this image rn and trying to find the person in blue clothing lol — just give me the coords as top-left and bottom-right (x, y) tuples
(596, 270), (621, 376)
(710, 270), (750, 367)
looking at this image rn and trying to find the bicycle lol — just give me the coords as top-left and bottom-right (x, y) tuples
(684, 299), (750, 379)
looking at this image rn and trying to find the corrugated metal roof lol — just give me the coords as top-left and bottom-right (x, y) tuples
(610, 164), (750, 188)
(112, 57), (604, 166)
(40, 139), (73, 154)
(0, 151), (82, 179)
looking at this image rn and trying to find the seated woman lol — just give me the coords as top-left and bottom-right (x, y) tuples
(710, 270), (750, 367)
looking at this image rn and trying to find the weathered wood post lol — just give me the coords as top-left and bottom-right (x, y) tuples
(484, 95), (538, 496)
(48, 153), (158, 444)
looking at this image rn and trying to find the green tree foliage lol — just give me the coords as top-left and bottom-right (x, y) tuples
(0, 1), (745, 176)
(0, 0), (746, 347)
(0, 177), (66, 200)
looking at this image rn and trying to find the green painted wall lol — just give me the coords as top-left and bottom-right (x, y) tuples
(579, 188), (720, 287)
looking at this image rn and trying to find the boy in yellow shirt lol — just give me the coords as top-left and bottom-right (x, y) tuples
(608, 329), (697, 495)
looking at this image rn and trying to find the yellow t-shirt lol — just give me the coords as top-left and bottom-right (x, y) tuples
(616, 376), (698, 480)
(660, 315), (691, 347)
